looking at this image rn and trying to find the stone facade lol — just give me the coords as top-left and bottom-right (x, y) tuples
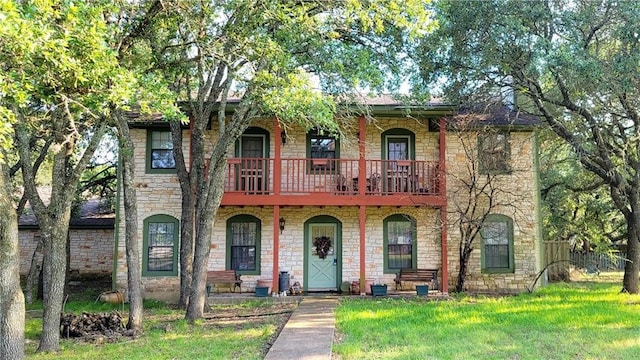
(116, 115), (542, 300)
(19, 228), (114, 276)
(444, 131), (542, 292)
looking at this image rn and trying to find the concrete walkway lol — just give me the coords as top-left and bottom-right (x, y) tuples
(264, 297), (338, 360)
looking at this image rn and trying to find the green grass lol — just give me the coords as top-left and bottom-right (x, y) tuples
(334, 281), (640, 359)
(25, 299), (292, 360)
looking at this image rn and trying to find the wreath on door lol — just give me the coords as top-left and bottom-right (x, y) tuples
(313, 236), (332, 259)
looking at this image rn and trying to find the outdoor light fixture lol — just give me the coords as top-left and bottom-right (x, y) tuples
(279, 217), (286, 234)
(280, 130), (287, 145)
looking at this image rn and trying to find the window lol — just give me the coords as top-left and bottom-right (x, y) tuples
(226, 215), (261, 275)
(143, 214), (179, 276)
(481, 214), (514, 273)
(307, 129), (339, 172)
(146, 130), (175, 173)
(478, 132), (510, 174)
(382, 129), (415, 161)
(383, 214), (417, 273)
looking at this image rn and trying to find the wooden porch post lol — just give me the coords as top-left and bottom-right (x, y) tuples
(359, 205), (366, 295)
(273, 205), (280, 294)
(358, 116), (367, 294)
(358, 116), (366, 196)
(272, 118), (282, 293)
(439, 116), (449, 294)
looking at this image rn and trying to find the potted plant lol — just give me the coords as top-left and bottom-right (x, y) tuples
(371, 283), (388, 296)
(416, 284), (429, 296)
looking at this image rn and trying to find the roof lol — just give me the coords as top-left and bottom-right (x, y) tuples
(126, 96), (540, 128)
(19, 198), (115, 230)
(450, 104), (541, 128)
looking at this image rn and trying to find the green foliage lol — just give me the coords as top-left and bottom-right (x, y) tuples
(144, 0), (436, 127)
(416, 1), (640, 281)
(539, 129), (625, 249)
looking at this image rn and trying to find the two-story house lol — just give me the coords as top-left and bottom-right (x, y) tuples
(114, 98), (543, 301)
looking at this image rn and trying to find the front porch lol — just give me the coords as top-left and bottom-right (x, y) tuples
(213, 205), (448, 298)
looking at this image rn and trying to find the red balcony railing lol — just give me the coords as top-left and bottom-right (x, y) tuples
(224, 158), (440, 196)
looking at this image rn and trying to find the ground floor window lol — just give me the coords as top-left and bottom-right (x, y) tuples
(481, 214), (515, 273)
(384, 214), (417, 273)
(227, 215), (261, 275)
(143, 214), (179, 276)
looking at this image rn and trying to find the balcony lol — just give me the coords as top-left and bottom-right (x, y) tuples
(223, 158), (441, 201)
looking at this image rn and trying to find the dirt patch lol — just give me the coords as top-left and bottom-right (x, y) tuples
(204, 301), (298, 350)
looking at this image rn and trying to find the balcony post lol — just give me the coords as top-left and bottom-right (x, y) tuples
(358, 116), (366, 196)
(274, 118), (282, 196)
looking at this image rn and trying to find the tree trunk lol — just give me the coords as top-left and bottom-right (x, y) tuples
(185, 155), (227, 322)
(622, 202), (640, 293)
(64, 232), (71, 299)
(171, 121), (196, 309)
(0, 167), (25, 360)
(455, 242), (472, 293)
(116, 114), (143, 333)
(38, 218), (70, 352)
(25, 238), (43, 304)
(178, 194), (194, 309)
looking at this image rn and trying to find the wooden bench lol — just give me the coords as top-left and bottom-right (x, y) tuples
(206, 270), (242, 295)
(394, 268), (439, 291)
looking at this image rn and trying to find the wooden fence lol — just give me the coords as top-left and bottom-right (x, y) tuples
(544, 240), (627, 280)
(569, 251), (628, 271)
(543, 240), (570, 281)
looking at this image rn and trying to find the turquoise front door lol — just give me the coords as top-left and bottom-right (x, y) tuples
(307, 223), (338, 290)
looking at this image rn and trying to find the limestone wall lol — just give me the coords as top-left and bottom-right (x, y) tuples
(444, 131), (541, 293)
(19, 228), (114, 276)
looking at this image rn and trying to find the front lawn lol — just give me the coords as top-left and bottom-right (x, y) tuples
(25, 299), (296, 359)
(334, 281), (640, 359)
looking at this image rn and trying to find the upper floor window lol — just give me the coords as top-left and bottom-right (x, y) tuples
(143, 214), (179, 276)
(481, 214), (514, 273)
(146, 130), (175, 173)
(383, 214), (417, 273)
(226, 215), (261, 275)
(478, 132), (510, 174)
(307, 129), (339, 173)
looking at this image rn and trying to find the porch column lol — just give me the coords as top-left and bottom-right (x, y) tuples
(273, 205), (281, 294)
(358, 116), (367, 294)
(438, 116), (449, 294)
(272, 118), (283, 293)
(359, 205), (366, 295)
